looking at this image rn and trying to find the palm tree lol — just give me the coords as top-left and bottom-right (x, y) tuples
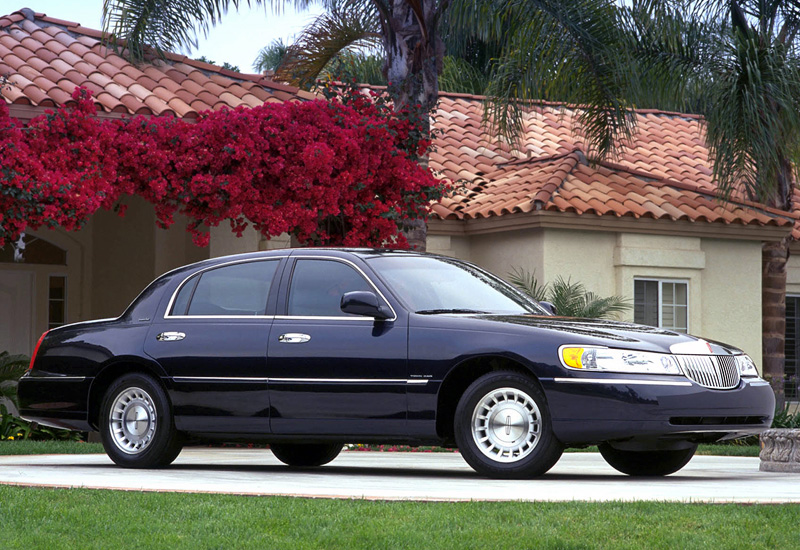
(253, 38), (291, 74)
(508, 268), (631, 319)
(629, 0), (800, 405)
(103, 0), (642, 250)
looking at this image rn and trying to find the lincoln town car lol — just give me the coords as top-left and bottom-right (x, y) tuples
(18, 249), (775, 478)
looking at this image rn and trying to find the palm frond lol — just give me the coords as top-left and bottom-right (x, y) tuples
(103, 0), (258, 60)
(507, 267), (549, 302)
(274, 3), (382, 88)
(253, 38), (290, 73)
(549, 277), (631, 319)
(507, 269), (630, 319)
(451, 0), (638, 158)
(440, 55), (489, 95)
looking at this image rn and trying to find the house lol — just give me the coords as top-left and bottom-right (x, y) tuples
(1, 9), (798, 399)
(423, 93), (798, 398)
(0, 8), (311, 356)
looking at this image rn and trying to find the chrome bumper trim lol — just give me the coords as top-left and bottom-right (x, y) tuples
(553, 378), (693, 387)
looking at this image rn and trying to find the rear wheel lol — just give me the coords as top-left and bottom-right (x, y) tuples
(454, 371), (563, 478)
(100, 373), (183, 468)
(270, 443), (343, 467)
(598, 443), (697, 476)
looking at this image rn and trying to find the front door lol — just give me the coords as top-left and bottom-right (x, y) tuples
(268, 257), (408, 436)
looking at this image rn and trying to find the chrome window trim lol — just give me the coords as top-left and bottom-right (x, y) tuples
(283, 256), (398, 322)
(167, 315), (276, 320)
(163, 257), (287, 320)
(553, 377), (692, 387)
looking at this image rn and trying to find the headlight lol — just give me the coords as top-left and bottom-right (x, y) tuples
(735, 354), (759, 377)
(560, 346), (682, 375)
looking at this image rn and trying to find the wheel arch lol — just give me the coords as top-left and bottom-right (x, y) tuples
(435, 353), (545, 442)
(87, 357), (170, 430)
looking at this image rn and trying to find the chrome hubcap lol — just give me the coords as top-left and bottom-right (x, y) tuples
(109, 387), (157, 455)
(471, 387), (541, 463)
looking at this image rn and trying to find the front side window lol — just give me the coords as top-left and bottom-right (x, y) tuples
(288, 259), (372, 317)
(634, 279), (688, 333)
(171, 260), (279, 316)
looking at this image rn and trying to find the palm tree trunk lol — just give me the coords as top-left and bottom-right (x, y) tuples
(382, 1), (445, 251)
(763, 238), (788, 409)
(762, 159), (794, 409)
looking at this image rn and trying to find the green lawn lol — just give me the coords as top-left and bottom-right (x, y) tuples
(0, 440), (104, 455)
(0, 486), (796, 550)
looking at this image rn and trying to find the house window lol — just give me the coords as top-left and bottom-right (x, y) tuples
(48, 276), (67, 329)
(785, 297), (800, 400)
(0, 233), (67, 265)
(634, 279), (688, 333)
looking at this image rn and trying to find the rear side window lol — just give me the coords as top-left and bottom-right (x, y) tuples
(288, 259), (372, 316)
(170, 261), (279, 316)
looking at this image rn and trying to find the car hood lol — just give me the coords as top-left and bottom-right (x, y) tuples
(436, 314), (743, 355)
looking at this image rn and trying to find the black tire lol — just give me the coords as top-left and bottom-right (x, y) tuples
(99, 373), (183, 468)
(270, 443), (343, 467)
(454, 371), (563, 478)
(598, 443), (697, 476)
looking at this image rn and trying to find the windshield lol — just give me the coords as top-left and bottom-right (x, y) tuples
(368, 256), (548, 315)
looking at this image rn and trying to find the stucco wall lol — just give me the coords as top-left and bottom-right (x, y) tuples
(91, 202), (210, 321)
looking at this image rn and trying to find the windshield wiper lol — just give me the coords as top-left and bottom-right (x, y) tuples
(415, 308), (490, 315)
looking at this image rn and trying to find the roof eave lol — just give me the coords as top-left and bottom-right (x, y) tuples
(428, 210), (791, 242)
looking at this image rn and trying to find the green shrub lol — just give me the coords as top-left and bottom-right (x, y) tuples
(508, 268), (631, 319)
(0, 351), (29, 410)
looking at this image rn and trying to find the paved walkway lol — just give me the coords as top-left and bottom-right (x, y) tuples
(1, 449), (798, 503)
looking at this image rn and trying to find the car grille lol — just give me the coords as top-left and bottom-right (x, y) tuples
(675, 355), (740, 389)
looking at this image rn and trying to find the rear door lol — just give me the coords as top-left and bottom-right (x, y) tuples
(267, 256), (408, 436)
(145, 258), (284, 433)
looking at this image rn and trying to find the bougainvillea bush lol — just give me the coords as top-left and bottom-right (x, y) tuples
(0, 82), (446, 249)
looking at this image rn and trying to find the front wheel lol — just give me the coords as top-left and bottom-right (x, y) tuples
(270, 443), (343, 467)
(454, 371), (563, 478)
(99, 373), (183, 468)
(598, 443), (697, 476)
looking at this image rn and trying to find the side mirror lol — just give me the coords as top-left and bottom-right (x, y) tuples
(539, 301), (557, 315)
(340, 291), (392, 320)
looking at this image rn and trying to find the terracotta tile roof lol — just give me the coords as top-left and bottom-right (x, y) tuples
(430, 93), (797, 235)
(0, 8), (315, 119)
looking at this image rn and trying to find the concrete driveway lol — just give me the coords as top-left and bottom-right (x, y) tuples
(1, 449), (798, 503)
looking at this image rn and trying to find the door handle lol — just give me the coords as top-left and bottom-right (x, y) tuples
(157, 331), (185, 342)
(278, 333), (311, 344)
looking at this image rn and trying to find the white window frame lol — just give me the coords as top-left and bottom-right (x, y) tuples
(634, 278), (689, 333)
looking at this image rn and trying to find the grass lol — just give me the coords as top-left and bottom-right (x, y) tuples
(0, 486), (797, 549)
(0, 440), (103, 455)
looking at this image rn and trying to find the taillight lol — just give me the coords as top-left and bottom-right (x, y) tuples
(29, 330), (49, 371)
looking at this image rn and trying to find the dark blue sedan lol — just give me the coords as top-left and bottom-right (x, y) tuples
(18, 249), (774, 478)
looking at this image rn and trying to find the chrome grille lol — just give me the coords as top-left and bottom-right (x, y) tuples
(676, 355), (740, 389)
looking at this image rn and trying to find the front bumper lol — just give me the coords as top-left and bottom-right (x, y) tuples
(544, 375), (775, 445)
